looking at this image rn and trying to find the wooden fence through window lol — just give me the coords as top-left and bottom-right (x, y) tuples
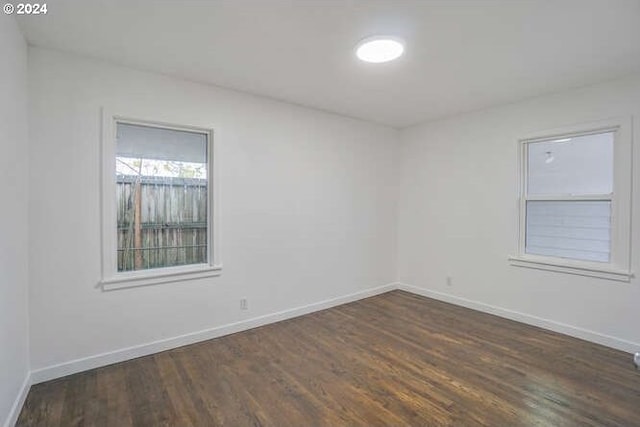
(116, 175), (208, 271)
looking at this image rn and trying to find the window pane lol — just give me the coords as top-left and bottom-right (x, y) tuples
(116, 123), (208, 272)
(525, 201), (610, 262)
(527, 131), (613, 195)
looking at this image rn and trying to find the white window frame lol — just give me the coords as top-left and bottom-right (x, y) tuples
(99, 110), (222, 290)
(509, 117), (633, 282)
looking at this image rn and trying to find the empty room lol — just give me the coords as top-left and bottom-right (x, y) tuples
(2, 0), (640, 426)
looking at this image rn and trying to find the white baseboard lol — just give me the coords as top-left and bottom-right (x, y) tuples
(30, 283), (398, 384)
(3, 372), (31, 427)
(28, 281), (638, 389)
(398, 283), (640, 354)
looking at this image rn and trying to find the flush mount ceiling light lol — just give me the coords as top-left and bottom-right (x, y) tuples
(355, 36), (405, 63)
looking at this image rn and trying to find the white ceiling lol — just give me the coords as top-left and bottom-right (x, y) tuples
(17, 0), (640, 128)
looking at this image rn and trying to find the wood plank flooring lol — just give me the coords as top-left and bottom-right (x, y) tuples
(17, 290), (640, 426)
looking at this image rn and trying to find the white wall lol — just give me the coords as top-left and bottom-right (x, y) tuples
(27, 47), (398, 375)
(398, 75), (640, 352)
(0, 15), (30, 427)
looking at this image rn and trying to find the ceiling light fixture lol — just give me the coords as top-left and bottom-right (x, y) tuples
(553, 138), (572, 143)
(356, 36), (405, 63)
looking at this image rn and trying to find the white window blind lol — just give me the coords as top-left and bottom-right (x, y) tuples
(116, 122), (207, 163)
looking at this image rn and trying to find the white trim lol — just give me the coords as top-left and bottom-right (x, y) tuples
(515, 117), (633, 276)
(508, 255), (632, 282)
(519, 118), (627, 142)
(100, 109), (222, 290)
(3, 372), (31, 427)
(100, 264), (223, 290)
(397, 283), (640, 354)
(30, 283), (398, 384)
(23, 281), (640, 388)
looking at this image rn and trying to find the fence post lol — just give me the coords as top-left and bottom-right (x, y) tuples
(134, 180), (143, 269)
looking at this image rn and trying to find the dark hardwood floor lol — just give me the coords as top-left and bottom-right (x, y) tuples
(17, 290), (640, 426)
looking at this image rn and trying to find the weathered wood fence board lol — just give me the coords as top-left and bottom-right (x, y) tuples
(116, 176), (207, 271)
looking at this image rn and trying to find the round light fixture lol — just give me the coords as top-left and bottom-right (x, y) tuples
(356, 36), (405, 63)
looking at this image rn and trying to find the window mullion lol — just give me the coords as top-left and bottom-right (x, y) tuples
(525, 194), (612, 202)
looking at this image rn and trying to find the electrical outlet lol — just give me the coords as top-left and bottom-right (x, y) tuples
(446, 276), (453, 287)
(240, 298), (248, 310)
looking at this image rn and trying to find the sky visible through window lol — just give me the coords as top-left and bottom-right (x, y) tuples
(116, 156), (207, 179)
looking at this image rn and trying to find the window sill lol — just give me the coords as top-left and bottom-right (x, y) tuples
(100, 264), (223, 291)
(508, 256), (632, 282)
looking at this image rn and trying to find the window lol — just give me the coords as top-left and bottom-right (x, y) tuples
(510, 119), (632, 281)
(101, 113), (221, 290)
